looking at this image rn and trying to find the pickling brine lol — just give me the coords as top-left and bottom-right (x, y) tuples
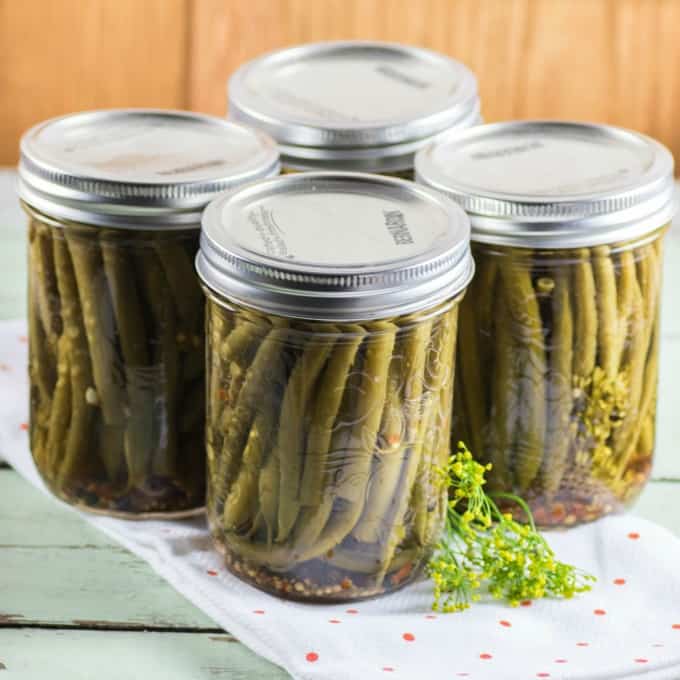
(20, 109), (279, 516)
(417, 120), (675, 526)
(453, 234), (665, 525)
(205, 298), (459, 599)
(197, 171), (473, 600)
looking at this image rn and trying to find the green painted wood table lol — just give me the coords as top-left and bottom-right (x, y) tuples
(0, 169), (679, 679)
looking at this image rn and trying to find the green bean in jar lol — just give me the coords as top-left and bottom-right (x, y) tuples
(417, 120), (675, 527)
(197, 172), (474, 600)
(19, 109), (279, 517)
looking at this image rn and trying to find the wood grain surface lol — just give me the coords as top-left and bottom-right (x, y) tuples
(2, 468), (680, 679)
(1, 0), (680, 166)
(0, 629), (288, 679)
(0, 0), (190, 163)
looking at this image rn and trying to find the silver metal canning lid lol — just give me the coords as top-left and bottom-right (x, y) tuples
(415, 121), (676, 248)
(197, 172), (474, 321)
(228, 41), (480, 172)
(18, 109), (280, 229)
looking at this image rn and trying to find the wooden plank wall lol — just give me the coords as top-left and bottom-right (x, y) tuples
(1, 0), (679, 168)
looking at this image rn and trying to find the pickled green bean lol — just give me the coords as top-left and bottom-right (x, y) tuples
(592, 246), (619, 380)
(299, 328), (365, 506)
(276, 332), (336, 542)
(500, 254), (547, 492)
(572, 251), (598, 378)
(540, 268), (573, 496)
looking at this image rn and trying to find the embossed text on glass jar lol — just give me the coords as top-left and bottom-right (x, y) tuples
(197, 172), (473, 599)
(205, 297), (460, 600)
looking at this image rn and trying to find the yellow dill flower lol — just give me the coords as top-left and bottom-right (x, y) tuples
(426, 443), (596, 613)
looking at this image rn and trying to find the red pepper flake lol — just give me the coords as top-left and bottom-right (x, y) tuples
(672, 624), (680, 630)
(520, 600), (532, 607)
(499, 620), (512, 628)
(402, 633), (415, 642)
(346, 609), (359, 615)
(576, 642), (590, 647)
(206, 570), (218, 576)
(537, 674), (550, 678)
(19, 335), (27, 343)
(653, 644), (665, 648)
(628, 532), (640, 540)
(424, 614), (437, 620)
(19, 422), (28, 431)
(386, 434), (401, 446)
(456, 674), (470, 678)
(550, 504), (566, 522)
(613, 578), (626, 585)
(480, 653), (492, 660)
(382, 668), (395, 673)
(340, 578), (352, 590)
(217, 388), (228, 402)
(0, 363), (9, 372)
(593, 609), (606, 616)
(328, 619), (341, 624)
(390, 560), (414, 586)
(306, 652), (318, 663)
(634, 658), (648, 664)
(555, 659), (568, 664)
(252, 609), (265, 615)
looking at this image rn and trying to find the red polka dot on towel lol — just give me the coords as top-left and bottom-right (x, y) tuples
(306, 652), (318, 663)
(480, 653), (492, 660)
(402, 633), (415, 642)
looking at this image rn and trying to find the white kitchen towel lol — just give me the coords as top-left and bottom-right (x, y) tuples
(2, 318), (680, 680)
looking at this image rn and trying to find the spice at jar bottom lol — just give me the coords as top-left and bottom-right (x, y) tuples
(197, 171), (474, 600)
(206, 299), (459, 601)
(453, 235), (665, 526)
(27, 211), (205, 515)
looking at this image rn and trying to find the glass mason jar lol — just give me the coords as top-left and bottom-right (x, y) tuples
(417, 121), (675, 526)
(197, 172), (474, 600)
(228, 41), (481, 177)
(19, 109), (279, 517)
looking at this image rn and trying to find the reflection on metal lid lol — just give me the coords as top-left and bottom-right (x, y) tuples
(198, 171), (474, 320)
